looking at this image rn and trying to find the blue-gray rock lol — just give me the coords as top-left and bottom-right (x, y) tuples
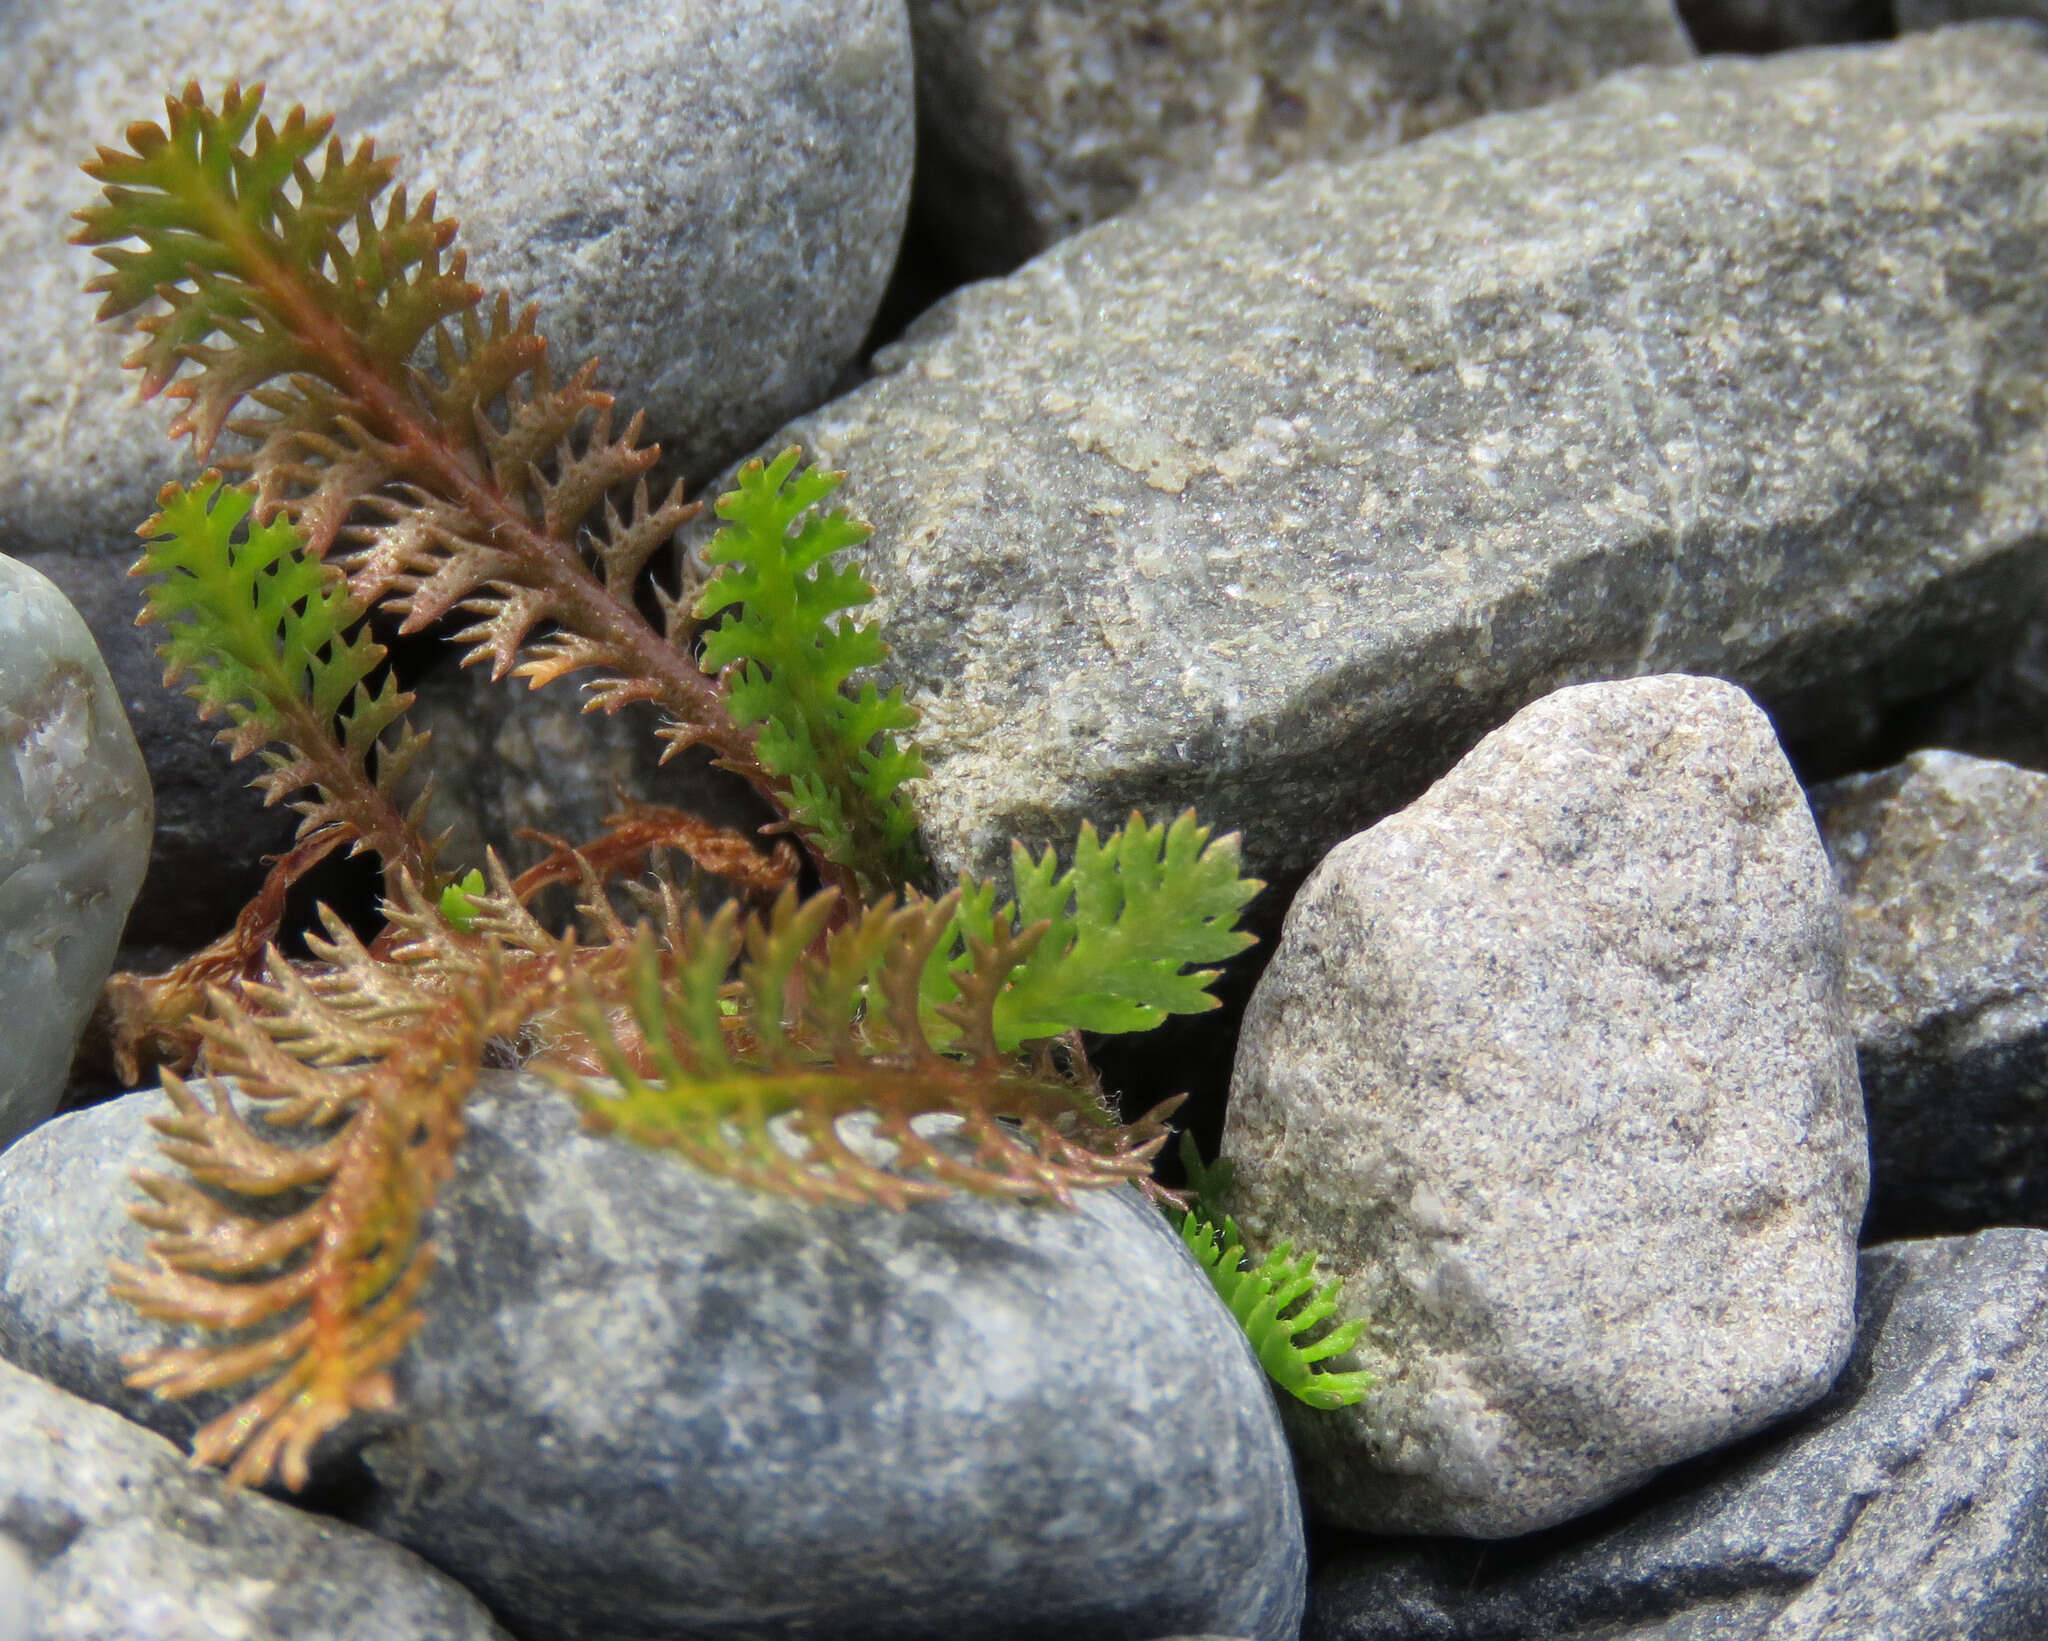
(1224, 677), (1866, 1538)
(0, 1356), (510, 1641)
(0, 556), (150, 1149)
(0, 1073), (1306, 1641)
(1810, 750), (2048, 1241)
(1305, 1229), (2048, 1641)
(905, 0), (1691, 276)
(764, 24), (2048, 890)
(0, 0), (914, 559)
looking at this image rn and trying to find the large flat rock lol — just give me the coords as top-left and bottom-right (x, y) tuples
(772, 24), (2048, 887)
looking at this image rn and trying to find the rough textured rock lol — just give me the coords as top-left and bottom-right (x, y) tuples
(765, 25), (2048, 890)
(1305, 1230), (2048, 1640)
(0, 557), (151, 1150)
(0, 1074), (1306, 1641)
(19, 552), (294, 954)
(1810, 751), (2048, 1241)
(0, 1357), (511, 1641)
(906, 0), (1692, 276)
(0, 0), (913, 559)
(1672, 0), (1889, 51)
(1224, 676), (1867, 1538)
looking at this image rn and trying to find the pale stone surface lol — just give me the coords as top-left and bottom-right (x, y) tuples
(0, 1356), (511, 1641)
(0, 556), (150, 1150)
(1306, 1231), (2048, 1640)
(1223, 676), (1867, 1537)
(906, 0), (1692, 274)
(1810, 751), (2048, 1239)
(0, 1074), (1306, 1641)
(0, 0), (913, 557)
(763, 26), (2048, 890)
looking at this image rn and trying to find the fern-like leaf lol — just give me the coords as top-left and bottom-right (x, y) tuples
(926, 810), (1261, 1052)
(564, 885), (1178, 1208)
(1179, 1211), (1374, 1412)
(75, 83), (779, 815)
(696, 448), (929, 898)
(138, 472), (440, 900)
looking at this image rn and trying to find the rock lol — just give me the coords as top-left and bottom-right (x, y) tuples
(1810, 751), (2048, 1241)
(0, 1073), (1307, 1641)
(1304, 1229), (2048, 1640)
(0, 0), (913, 559)
(19, 552), (295, 954)
(761, 25), (2048, 890)
(1223, 676), (1867, 1538)
(905, 0), (1692, 277)
(399, 653), (777, 905)
(1672, 0), (1889, 51)
(0, 556), (151, 1150)
(0, 1355), (512, 1641)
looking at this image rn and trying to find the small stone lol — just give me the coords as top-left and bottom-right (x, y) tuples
(1810, 750), (2048, 1240)
(0, 1073), (1307, 1641)
(1224, 676), (1867, 1537)
(0, 1356), (512, 1641)
(906, 0), (1692, 275)
(769, 25), (2048, 890)
(0, 556), (151, 1149)
(1305, 1230), (2048, 1641)
(0, 0), (913, 558)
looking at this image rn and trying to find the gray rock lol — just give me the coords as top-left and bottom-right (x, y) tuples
(0, 1074), (1306, 1641)
(1672, 0), (1889, 51)
(762, 25), (2048, 891)
(906, 0), (1692, 276)
(20, 552), (294, 954)
(1, 0), (913, 558)
(0, 557), (150, 1150)
(1810, 751), (2048, 1240)
(1223, 676), (1867, 1538)
(0, 1356), (511, 1641)
(1305, 1229), (2048, 1641)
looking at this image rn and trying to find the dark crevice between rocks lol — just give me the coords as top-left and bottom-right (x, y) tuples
(1674, 0), (1895, 55)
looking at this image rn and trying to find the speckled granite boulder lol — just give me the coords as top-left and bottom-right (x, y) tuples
(1224, 676), (1867, 1537)
(1811, 751), (2048, 1240)
(0, 556), (150, 1149)
(1, 0), (913, 558)
(767, 25), (2048, 889)
(0, 1357), (511, 1641)
(906, 0), (1691, 275)
(1306, 1230), (2048, 1640)
(0, 1073), (1306, 1641)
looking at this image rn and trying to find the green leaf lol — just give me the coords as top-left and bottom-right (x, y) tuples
(1180, 1207), (1374, 1411)
(696, 447), (928, 897)
(438, 869), (488, 932)
(926, 810), (1261, 1052)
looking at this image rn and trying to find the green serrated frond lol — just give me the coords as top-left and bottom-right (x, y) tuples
(136, 472), (439, 895)
(1180, 1210), (1374, 1411)
(564, 886), (1175, 1209)
(697, 447), (929, 898)
(923, 810), (1261, 1052)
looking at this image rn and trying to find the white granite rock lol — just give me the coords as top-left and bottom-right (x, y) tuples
(0, 0), (914, 557)
(0, 556), (150, 1150)
(1224, 676), (1868, 1537)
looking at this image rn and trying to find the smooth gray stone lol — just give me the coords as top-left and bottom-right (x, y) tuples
(1305, 1230), (2048, 1641)
(0, 1074), (1306, 1641)
(763, 25), (2048, 890)
(0, 556), (150, 1149)
(0, 0), (913, 558)
(1224, 677), (1866, 1538)
(1810, 751), (2048, 1240)
(0, 1356), (510, 1641)
(906, 0), (1691, 276)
